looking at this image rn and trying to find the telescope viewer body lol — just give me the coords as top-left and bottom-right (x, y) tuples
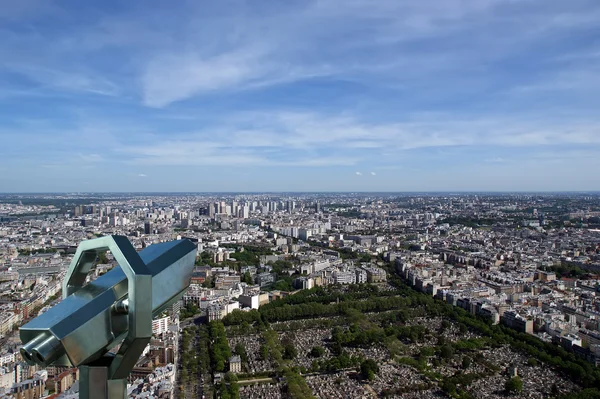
(19, 235), (197, 387)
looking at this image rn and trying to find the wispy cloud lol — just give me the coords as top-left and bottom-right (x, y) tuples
(141, 47), (269, 107)
(485, 157), (506, 163)
(73, 110), (600, 168)
(355, 172), (362, 176)
(78, 153), (105, 162)
(2, 0), (597, 106)
(1, 0), (600, 191)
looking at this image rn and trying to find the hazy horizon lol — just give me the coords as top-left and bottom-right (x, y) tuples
(1, 191), (600, 196)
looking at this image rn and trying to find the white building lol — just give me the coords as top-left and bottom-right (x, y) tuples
(239, 294), (260, 310)
(0, 353), (15, 367)
(333, 269), (356, 285)
(355, 268), (367, 284)
(152, 316), (170, 335)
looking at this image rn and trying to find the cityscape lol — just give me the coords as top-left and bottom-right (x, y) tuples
(0, 193), (598, 398)
(2, 0), (600, 398)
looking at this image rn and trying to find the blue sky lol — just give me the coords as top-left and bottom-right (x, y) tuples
(1, 0), (600, 192)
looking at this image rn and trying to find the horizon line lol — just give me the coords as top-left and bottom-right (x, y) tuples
(1, 191), (600, 195)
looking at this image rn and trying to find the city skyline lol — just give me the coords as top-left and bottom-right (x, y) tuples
(1, 192), (600, 397)
(2, 191), (600, 195)
(1, 0), (600, 192)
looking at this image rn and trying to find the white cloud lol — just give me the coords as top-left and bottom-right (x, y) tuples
(2, 0), (600, 192)
(141, 48), (267, 107)
(138, 0), (600, 106)
(100, 109), (600, 168)
(485, 157), (506, 163)
(5, 106), (600, 172)
(234, 111), (600, 150)
(1, 63), (119, 96)
(138, 173), (147, 177)
(2, 0), (599, 107)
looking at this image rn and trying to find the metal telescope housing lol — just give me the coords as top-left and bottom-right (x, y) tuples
(19, 235), (196, 398)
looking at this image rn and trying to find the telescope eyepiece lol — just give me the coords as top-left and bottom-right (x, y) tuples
(20, 333), (63, 366)
(20, 347), (33, 363)
(31, 335), (62, 365)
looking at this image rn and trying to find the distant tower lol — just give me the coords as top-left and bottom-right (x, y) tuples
(315, 201), (320, 213)
(144, 221), (153, 235)
(286, 200), (296, 213)
(241, 206), (249, 219)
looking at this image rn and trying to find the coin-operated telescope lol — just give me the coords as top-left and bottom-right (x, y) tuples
(19, 235), (197, 399)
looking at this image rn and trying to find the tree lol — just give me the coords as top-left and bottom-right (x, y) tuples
(420, 347), (435, 357)
(360, 359), (379, 381)
(180, 302), (199, 319)
(259, 344), (269, 360)
(505, 376), (523, 394)
(242, 271), (254, 285)
(273, 279), (293, 292)
(201, 276), (214, 288)
(283, 343), (298, 360)
(209, 321), (232, 373)
(215, 358), (225, 372)
(225, 372), (238, 383)
(310, 346), (325, 358)
(527, 358), (538, 367)
(462, 356), (472, 369)
(441, 380), (457, 396)
(440, 320), (451, 332)
(440, 345), (454, 359)
(358, 254), (372, 263)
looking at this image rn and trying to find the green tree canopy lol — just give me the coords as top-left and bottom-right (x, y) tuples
(360, 359), (379, 381)
(440, 344), (454, 359)
(310, 346), (325, 358)
(505, 376), (523, 393)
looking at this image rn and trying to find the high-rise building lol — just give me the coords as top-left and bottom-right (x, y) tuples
(315, 201), (321, 213)
(286, 200), (296, 213)
(144, 221), (153, 235)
